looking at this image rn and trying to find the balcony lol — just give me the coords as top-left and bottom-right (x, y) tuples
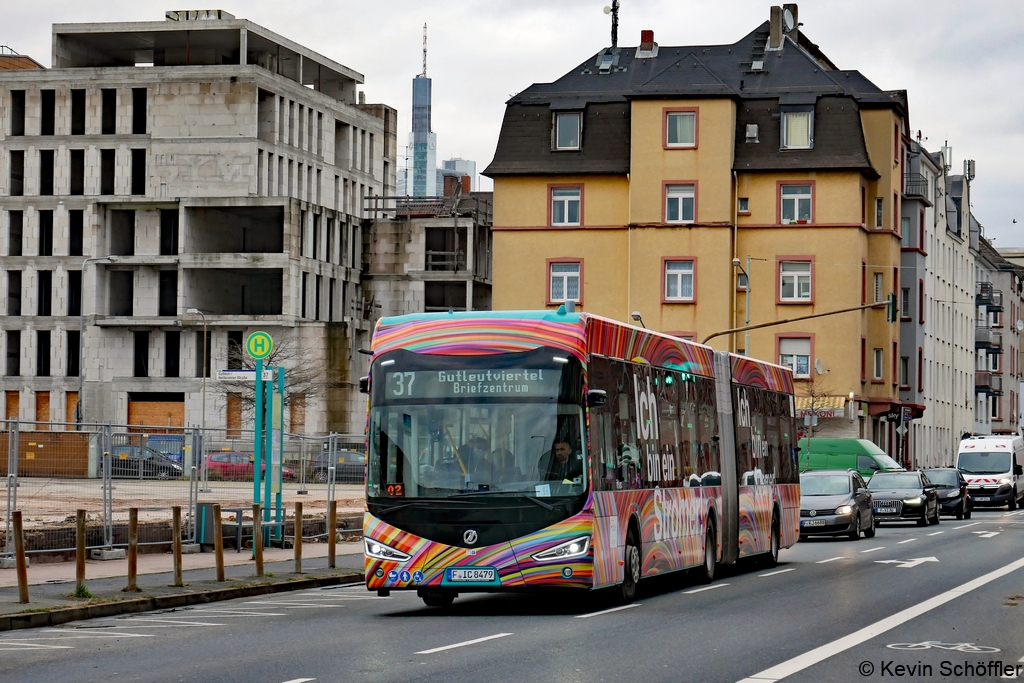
(990, 331), (1003, 354)
(976, 282), (993, 305)
(988, 289), (1004, 312)
(976, 326), (994, 349)
(975, 371), (1005, 395)
(425, 250), (467, 272)
(904, 172), (928, 198)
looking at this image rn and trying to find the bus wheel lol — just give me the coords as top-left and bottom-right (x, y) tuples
(700, 524), (717, 583)
(420, 590), (455, 608)
(620, 530), (640, 604)
(764, 517), (780, 567)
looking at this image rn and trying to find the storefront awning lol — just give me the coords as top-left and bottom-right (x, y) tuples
(794, 395), (846, 417)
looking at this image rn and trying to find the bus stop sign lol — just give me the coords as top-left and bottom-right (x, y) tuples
(246, 331), (274, 360)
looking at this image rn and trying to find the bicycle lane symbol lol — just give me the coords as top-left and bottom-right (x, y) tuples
(887, 641), (1001, 653)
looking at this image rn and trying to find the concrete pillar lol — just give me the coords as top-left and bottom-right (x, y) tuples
(239, 28), (247, 65)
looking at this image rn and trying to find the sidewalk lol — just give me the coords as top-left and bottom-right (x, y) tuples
(0, 540), (367, 625)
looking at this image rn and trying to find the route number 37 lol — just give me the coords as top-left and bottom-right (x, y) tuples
(391, 372), (417, 396)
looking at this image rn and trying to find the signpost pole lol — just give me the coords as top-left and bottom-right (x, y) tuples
(263, 367), (274, 545)
(275, 367), (285, 539)
(246, 331), (275, 550)
(253, 358), (264, 509)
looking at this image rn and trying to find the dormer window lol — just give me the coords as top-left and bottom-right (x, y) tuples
(554, 112), (581, 150)
(781, 111), (813, 149)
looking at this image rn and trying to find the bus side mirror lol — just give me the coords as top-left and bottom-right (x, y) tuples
(587, 389), (607, 408)
(359, 376), (370, 394)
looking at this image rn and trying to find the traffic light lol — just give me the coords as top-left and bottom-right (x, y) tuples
(886, 292), (898, 323)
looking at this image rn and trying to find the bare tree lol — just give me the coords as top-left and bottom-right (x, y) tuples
(211, 336), (343, 421)
(796, 374), (840, 441)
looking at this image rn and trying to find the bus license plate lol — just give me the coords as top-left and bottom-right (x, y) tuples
(801, 519), (826, 527)
(447, 568), (496, 582)
(974, 497), (990, 502)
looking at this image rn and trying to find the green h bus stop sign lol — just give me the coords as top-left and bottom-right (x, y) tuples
(246, 331), (273, 359)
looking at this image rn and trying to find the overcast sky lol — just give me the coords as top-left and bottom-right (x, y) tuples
(5, 1), (1023, 245)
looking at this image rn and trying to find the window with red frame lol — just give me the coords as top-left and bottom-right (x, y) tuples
(861, 338), (866, 383)
(917, 347), (923, 392)
(918, 280), (924, 324)
(892, 341), (898, 386)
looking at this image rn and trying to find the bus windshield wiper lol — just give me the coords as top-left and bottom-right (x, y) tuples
(375, 498), (477, 515)
(447, 491), (557, 510)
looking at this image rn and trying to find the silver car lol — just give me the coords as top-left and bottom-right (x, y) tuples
(799, 470), (876, 540)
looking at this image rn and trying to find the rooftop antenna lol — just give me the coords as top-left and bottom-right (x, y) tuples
(422, 23), (428, 77)
(603, 0), (620, 48)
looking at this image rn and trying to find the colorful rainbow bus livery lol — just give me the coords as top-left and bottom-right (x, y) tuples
(363, 310), (799, 607)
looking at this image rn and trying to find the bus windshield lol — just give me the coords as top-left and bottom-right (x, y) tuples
(367, 348), (587, 499)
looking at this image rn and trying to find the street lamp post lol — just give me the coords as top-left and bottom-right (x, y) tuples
(76, 255), (118, 426)
(733, 256), (751, 356)
(186, 308), (209, 491)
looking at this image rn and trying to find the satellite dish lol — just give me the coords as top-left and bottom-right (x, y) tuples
(603, 5), (612, 14)
(815, 358), (829, 375)
(1016, 319), (1023, 332)
(783, 8), (796, 31)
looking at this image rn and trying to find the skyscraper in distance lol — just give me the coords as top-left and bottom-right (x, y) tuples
(410, 23), (436, 196)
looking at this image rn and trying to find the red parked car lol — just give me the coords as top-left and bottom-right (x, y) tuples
(205, 452), (296, 481)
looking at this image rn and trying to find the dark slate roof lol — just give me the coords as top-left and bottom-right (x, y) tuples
(485, 22), (904, 178)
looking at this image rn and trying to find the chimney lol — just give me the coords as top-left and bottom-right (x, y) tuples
(783, 4), (799, 40)
(768, 6), (784, 50)
(358, 91), (366, 105)
(460, 175), (471, 194)
(443, 175), (460, 197)
(640, 30), (655, 51)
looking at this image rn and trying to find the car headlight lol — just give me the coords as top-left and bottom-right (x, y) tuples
(946, 490), (960, 498)
(531, 536), (591, 562)
(835, 505), (854, 515)
(364, 538), (411, 562)
(903, 496), (924, 505)
(998, 477), (1012, 486)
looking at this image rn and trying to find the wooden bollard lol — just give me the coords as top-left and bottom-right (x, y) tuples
(294, 502), (303, 574)
(75, 509), (86, 593)
(13, 510), (29, 604)
(327, 500), (337, 569)
(171, 505), (183, 587)
(213, 504), (225, 582)
(125, 508), (139, 592)
(252, 503), (264, 577)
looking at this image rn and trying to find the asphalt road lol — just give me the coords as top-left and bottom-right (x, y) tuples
(2, 508), (1023, 683)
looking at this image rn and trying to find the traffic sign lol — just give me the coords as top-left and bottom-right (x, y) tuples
(246, 331), (273, 359)
(216, 369), (273, 382)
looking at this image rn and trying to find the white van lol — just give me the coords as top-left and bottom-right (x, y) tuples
(956, 436), (1024, 510)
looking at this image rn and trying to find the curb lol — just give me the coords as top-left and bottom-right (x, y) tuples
(0, 572), (364, 632)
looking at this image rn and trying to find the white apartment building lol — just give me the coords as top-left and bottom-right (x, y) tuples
(0, 11), (396, 433)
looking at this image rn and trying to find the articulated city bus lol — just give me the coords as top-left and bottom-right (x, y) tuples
(362, 309), (799, 607)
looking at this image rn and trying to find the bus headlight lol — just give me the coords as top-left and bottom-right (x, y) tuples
(532, 536), (591, 562)
(364, 538), (411, 562)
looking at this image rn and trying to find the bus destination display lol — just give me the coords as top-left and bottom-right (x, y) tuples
(385, 369), (560, 399)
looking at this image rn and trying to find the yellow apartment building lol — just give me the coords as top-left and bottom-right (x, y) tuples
(484, 7), (912, 456)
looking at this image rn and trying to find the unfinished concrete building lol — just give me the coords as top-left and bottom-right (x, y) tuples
(0, 11), (396, 433)
(363, 177), (493, 318)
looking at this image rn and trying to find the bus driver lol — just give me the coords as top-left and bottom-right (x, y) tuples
(540, 439), (583, 482)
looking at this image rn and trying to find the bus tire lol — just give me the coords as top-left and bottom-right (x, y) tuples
(764, 515), (780, 567)
(620, 528), (640, 604)
(700, 521), (717, 583)
(420, 590), (455, 608)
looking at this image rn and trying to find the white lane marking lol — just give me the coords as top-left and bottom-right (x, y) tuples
(280, 679), (317, 683)
(759, 569), (795, 577)
(683, 583), (729, 594)
(735, 556), (1024, 683)
(0, 643), (75, 650)
(954, 522), (982, 529)
(112, 618), (222, 627)
(574, 604), (640, 619)
(860, 547), (885, 554)
(241, 602), (340, 608)
(816, 557), (844, 564)
(415, 632), (513, 654)
(897, 538), (918, 544)
(973, 531), (1000, 539)
(927, 531), (944, 536)
(190, 610), (287, 617)
(1003, 510), (1024, 517)
(874, 557), (938, 569)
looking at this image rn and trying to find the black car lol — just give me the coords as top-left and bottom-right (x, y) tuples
(106, 445), (184, 480)
(868, 471), (940, 526)
(308, 449), (365, 484)
(799, 470), (876, 540)
(923, 467), (973, 520)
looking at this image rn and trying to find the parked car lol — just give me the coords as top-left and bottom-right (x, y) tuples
(798, 438), (905, 479)
(204, 451), (297, 481)
(867, 471), (940, 526)
(799, 469), (875, 540)
(923, 467), (973, 520)
(107, 445), (184, 480)
(307, 449), (365, 484)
